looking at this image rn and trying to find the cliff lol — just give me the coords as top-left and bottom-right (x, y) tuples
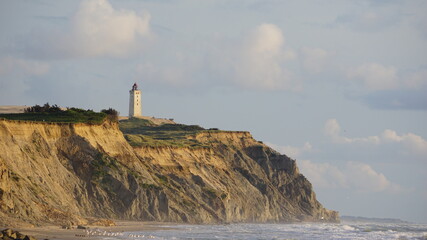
(0, 119), (338, 226)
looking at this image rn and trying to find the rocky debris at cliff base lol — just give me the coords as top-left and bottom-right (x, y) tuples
(61, 218), (116, 230)
(1, 229), (37, 240)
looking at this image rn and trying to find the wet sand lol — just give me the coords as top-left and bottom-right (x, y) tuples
(8, 221), (174, 240)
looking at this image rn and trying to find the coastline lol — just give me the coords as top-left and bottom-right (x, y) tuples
(3, 221), (174, 240)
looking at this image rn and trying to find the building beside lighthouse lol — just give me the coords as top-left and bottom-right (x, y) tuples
(129, 83), (142, 117)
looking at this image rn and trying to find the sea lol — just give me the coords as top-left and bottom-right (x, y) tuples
(96, 221), (427, 240)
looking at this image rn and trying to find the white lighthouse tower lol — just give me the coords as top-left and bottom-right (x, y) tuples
(129, 83), (142, 117)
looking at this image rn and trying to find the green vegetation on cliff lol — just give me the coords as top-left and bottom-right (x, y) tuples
(0, 104), (118, 124)
(0, 109), (106, 124)
(119, 118), (210, 148)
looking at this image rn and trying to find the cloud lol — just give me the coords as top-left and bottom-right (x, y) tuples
(382, 129), (427, 155)
(347, 63), (399, 91)
(324, 118), (341, 138)
(345, 161), (402, 193)
(299, 160), (346, 189)
(28, 0), (151, 58)
(71, 0), (150, 57)
(325, 118), (427, 156)
(299, 160), (402, 193)
(266, 139), (402, 193)
(300, 47), (331, 73)
(347, 66), (427, 110)
(135, 23), (331, 92)
(266, 141), (312, 159)
(324, 118), (380, 144)
(234, 23), (299, 90)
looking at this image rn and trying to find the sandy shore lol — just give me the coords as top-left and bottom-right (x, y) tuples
(6, 221), (175, 240)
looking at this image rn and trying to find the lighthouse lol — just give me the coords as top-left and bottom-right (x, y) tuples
(129, 83), (142, 117)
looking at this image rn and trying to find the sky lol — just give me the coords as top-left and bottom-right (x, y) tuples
(0, 0), (426, 223)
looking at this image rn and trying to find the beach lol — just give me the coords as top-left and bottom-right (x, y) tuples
(7, 221), (427, 240)
(5, 221), (172, 240)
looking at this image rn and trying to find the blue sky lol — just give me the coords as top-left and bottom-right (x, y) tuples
(0, 0), (426, 223)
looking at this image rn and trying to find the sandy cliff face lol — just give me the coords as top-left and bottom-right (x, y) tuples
(0, 119), (338, 226)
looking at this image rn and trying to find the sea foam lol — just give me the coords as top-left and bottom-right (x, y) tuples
(100, 222), (427, 240)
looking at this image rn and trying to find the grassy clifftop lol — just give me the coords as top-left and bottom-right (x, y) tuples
(0, 109), (107, 124)
(0, 105), (119, 124)
(0, 105), (227, 148)
(119, 118), (213, 148)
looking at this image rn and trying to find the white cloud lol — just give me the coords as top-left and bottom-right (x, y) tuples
(324, 118), (341, 138)
(325, 119), (427, 156)
(381, 129), (402, 142)
(300, 47), (331, 73)
(266, 141), (312, 159)
(351, 67), (427, 110)
(29, 0), (151, 59)
(247, 23), (284, 55)
(266, 140), (402, 192)
(299, 160), (347, 189)
(347, 63), (399, 91)
(382, 129), (427, 155)
(299, 160), (402, 193)
(267, 140), (403, 193)
(347, 64), (427, 91)
(345, 161), (400, 193)
(324, 118), (380, 144)
(234, 23), (299, 90)
(69, 0), (151, 57)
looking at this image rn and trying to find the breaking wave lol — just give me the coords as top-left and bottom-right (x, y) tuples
(101, 222), (427, 240)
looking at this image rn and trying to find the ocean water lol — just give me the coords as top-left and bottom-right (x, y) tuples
(99, 222), (427, 240)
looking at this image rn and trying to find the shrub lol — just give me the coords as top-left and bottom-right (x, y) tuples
(2, 105), (108, 124)
(25, 103), (63, 113)
(101, 108), (119, 122)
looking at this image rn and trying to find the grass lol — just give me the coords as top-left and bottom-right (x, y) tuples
(155, 174), (171, 187)
(140, 183), (161, 190)
(119, 118), (211, 148)
(0, 109), (107, 124)
(201, 187), (227, 200)
(90, 153), (119, 181)
(88, 152), (164, 193)
(123, 134), (209, 148)
(119, 117), (204, 135)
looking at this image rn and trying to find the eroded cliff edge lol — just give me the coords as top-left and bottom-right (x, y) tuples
(0, 119), (339, 226)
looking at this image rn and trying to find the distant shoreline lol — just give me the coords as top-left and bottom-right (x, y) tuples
(341, 215), (410, 224)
